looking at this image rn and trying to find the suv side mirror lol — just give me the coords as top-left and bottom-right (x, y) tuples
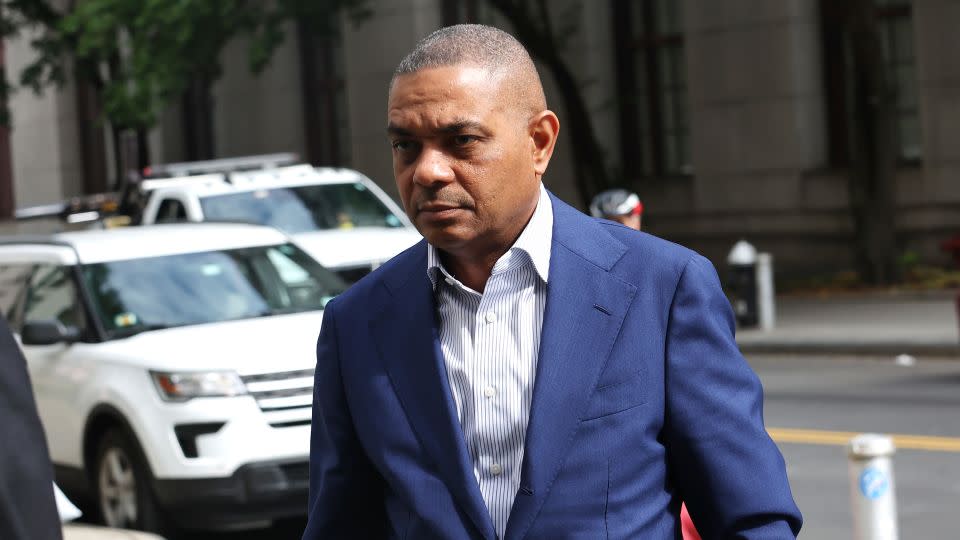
(21, 320), (80, 346)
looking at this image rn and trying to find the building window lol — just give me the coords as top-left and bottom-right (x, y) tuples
(613, 0), (690, 178)
(182, 77), (216, 161)
(442, 0), (478, 25)
(442, 0), (492, 26)
(821, 0), (920, 165)
(298, 17), (351, 166)
(876, 0), (920, 161)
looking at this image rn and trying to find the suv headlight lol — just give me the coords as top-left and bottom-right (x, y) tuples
(150, 370), (247, 402)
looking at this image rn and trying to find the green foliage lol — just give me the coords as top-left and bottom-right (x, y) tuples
(0, 0), (369, 130)
(897, 250), (920, 270)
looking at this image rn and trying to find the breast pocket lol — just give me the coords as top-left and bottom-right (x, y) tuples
(582, 370), (647, 421)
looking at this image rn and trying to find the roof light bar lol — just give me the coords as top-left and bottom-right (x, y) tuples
(145, 153), (300, 178)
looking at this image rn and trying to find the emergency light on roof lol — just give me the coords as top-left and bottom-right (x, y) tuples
(139, 173), (230, 192)
(143, 153), (299, 178)
(138, 164), (319, 192)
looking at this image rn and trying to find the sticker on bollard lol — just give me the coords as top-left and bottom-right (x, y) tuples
(848, 434), (899, 540)
(859, 467), (889, 500)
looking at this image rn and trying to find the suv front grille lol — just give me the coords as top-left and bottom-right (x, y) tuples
(279, 461), (310, 485)
(241, 369), (314, 428)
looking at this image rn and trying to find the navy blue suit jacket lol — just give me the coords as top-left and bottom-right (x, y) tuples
(0, 317), (62, 540)
(303, 194), (802, 539)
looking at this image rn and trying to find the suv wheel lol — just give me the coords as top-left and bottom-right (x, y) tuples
(94, 428), (169, 534)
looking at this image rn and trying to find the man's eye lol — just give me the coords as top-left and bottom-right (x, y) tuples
(453, 135), (477, 146)
(392, 140), (413, 152)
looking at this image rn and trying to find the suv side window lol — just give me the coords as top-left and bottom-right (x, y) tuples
(156, 198), (187, 223)
(23, 265), (86, 332)
(0, 263), (34, 326)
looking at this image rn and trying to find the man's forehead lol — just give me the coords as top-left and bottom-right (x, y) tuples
(388, 64), (505, 107)
(387, 67), (508, 131)
(393, 63), (496, 88)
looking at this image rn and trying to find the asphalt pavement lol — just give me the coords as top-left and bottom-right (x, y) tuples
(751, 353), (960, 539)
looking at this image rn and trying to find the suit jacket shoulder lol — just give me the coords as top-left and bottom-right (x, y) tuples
(549, 193), (709, 295)
(324, 238), (429, 320)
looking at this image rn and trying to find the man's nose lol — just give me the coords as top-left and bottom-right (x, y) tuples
(412, 148), (455, 187)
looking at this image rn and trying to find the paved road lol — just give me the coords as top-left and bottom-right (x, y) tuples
(752, 353), (960, 539)
(175, 353), (960, 539)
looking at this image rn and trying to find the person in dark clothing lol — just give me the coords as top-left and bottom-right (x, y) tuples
(0, 316), (63, 540)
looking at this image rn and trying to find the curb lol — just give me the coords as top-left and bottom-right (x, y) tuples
(738, 341), (960, 358)
(778, 289), (960, 302)
(63, 524), (166, 539)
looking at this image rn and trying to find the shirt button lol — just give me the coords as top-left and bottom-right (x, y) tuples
(485, 311), (497, 324)
(483, 386), (496, 398)
(490, 463), (503, 476)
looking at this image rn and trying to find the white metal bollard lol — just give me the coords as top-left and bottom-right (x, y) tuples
(756, 252), (776, 331)
(848, 434), (899, 540)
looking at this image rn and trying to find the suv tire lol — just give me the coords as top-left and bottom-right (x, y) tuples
(94, 428), (171, 535)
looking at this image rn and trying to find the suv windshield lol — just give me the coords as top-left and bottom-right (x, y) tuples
(82, 243), (346, 338)
(198, 182), (406, 233)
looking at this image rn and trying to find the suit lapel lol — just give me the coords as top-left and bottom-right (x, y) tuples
(505, 197), (637, 540)
(371, 244), (496, 540)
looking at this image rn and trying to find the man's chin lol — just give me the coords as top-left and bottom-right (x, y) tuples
(420, 228), (473, 252)
(416, 212), (469, 237)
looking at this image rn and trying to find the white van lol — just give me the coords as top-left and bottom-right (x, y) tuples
(136, 156), (421, 282)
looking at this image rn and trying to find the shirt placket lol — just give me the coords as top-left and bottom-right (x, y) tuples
(478, 268), (524, 536)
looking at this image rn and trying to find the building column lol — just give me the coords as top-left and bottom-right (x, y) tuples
(0, 41), (14, 218)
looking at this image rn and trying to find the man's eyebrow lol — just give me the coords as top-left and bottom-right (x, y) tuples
(386, 124), (412, 136)
(387, 120), (486, 136)
(437, 120), (485, 134)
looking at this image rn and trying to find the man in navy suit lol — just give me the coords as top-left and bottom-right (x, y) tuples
(0, 316), (63, 540)
(303, 24), (801, 539)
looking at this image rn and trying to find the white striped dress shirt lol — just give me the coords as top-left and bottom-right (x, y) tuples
(427, 183), (552, 539)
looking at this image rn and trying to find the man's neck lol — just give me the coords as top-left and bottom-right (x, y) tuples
(438, 249), (502, 293)
(438, 187), (543, 293)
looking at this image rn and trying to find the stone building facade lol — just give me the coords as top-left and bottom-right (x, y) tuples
(2, 0), (957, 276)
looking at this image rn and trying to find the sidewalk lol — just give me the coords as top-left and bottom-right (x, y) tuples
(63, 524), (164, 539)
(735, 290), (960, 356)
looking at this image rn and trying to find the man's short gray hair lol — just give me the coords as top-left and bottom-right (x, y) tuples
(393, 24), (546, 112)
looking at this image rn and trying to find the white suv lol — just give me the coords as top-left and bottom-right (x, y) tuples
(137, 159), (421, 283)
(0, 223), (345, 534)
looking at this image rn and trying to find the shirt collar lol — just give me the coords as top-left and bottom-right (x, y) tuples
(427, 183), (553, 289)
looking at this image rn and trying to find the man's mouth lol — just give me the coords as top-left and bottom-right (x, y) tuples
(418, 201), (462, 213)
(415, 200), (470, 224)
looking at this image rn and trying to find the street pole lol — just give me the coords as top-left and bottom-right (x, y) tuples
(848, 433), (898, 540)
(118, 129), (139, 191)
(756, 253), (776, 331)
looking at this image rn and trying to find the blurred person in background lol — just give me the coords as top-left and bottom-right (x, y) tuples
(0, 316), (63, 540)
(589, 188), (643, 230)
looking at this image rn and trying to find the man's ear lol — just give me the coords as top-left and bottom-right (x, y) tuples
(529, 110), (560, 176)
